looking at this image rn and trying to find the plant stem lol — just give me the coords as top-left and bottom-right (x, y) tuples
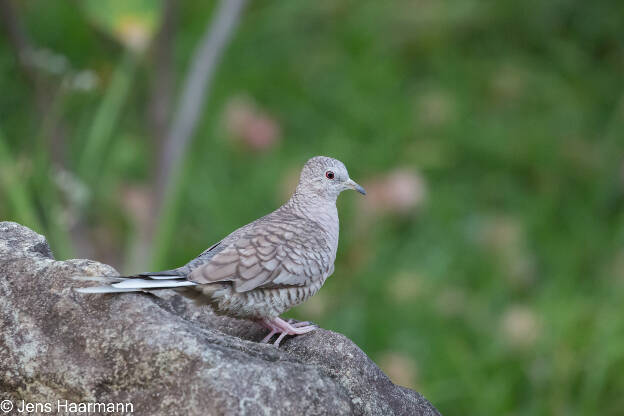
(149, 0), (248, 269)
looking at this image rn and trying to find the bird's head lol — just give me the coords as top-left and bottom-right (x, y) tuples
(296, 156), (366, 201)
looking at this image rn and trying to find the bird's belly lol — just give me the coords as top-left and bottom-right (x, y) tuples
(208, 280), (325, 319)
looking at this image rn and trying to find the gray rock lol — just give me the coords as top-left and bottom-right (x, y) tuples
(0, 221), (440, 416)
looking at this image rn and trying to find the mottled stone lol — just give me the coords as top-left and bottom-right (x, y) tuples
(0, 222), (440, 416)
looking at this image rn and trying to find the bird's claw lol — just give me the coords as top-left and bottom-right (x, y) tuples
(287, 319), (314, 328)
(259, 317), (317, 347)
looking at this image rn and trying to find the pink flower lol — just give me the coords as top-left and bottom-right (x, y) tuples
(360, 169), (427, 216)
(224, 95), (281, 152)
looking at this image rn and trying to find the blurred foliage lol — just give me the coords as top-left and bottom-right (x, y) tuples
(1, 0), (624, 414)
(82, 0), (162, 52)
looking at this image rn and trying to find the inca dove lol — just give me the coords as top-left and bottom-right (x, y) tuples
(75, 156), (365, 346)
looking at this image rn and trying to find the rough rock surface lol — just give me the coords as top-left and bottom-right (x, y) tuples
(0, 222), (440, 416)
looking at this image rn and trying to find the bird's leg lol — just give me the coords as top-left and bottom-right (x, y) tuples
(258, 319), (280, 343)
(272, 319), (315, 346)
(260, 329), (278, 343)
(259, 317), (317, 346)
(273, 331), (288, 347)
(274, 317), (318, 334)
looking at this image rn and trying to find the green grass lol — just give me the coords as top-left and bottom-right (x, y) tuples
(1, 1), (624, 414)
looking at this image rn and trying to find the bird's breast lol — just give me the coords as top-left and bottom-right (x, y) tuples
(312, 205), (339, 253)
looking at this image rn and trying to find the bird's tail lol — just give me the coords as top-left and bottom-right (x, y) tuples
(72, 271), (197, 294)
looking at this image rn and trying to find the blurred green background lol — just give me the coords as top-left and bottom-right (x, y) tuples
(2, 0), (624, 414)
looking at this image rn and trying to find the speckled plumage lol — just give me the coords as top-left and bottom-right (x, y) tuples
(186, 211), (335, 318)
(75, 156), (365, 346)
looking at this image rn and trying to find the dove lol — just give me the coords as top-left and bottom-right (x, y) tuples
(75, 156), (366, 346)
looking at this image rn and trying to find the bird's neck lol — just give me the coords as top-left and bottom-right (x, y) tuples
(284, 191), (339, 236)
(285, 192), (339, 256)
(283, 191), (340, 259)
(286, 190), (336, 216)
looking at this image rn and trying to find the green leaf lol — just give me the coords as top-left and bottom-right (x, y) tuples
(81, 0), (163, 52)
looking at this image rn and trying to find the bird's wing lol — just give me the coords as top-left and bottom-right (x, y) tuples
(189, 216), (333, 292)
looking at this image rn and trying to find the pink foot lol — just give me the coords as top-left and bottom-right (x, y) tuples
(259, 317), (317, 347)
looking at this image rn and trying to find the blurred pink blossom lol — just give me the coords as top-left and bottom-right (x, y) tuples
(224, 95), (281, 152)
(359, 168), (427, 217)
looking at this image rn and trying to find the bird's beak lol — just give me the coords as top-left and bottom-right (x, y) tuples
(346, 179), (366, 195)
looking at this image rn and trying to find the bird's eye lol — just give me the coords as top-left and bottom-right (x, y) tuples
(325, 171), (335, 180)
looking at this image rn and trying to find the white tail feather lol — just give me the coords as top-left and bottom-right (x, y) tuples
(112, 279), (197, 289)
(143, 275), (185, 280)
